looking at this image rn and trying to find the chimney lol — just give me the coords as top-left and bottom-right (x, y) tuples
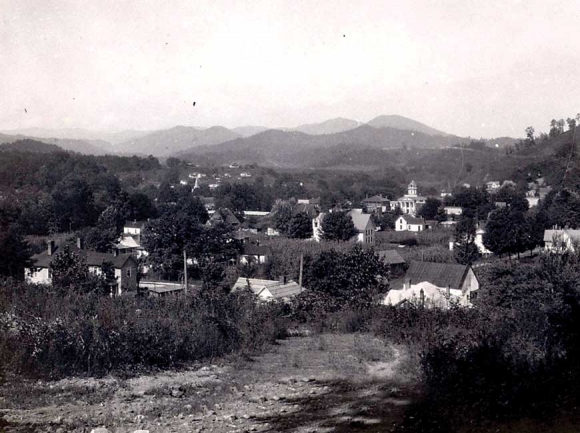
(113, 248), (119, 257)
(404, 278), (411, 290)
(419, 288), (425, 307)
(447, 285), (451, 297)
(47, 240), (55, 256)
(77, 237), (83, 250)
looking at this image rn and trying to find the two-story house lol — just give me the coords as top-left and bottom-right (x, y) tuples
(26, 238), (138, 295)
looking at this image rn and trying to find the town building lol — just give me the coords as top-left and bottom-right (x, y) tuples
(444, 206), (463, 217)
(395, 215), (426, 232)
(390, 181), (427, 215)
(377, 250), (407, 277)
(544, 229), (580, 252)
(362, 195), (390, 213)
(239, 243), (272, 265)
(231, 277), (303, 301)
(383, 261), (479, 308)
(26, 239), (138, 295)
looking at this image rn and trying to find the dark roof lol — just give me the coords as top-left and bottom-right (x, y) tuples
(400, 215), (425, 225)
(293, 203), (319, 218)
(362, 195), (390, 203)
(124, 220), (147, 229)
(377, 250), (406, 265)
(405, 261), (472, 290)
(32, 243), (137, 269)
(242, 244), (272, 256)
(210, 208), (240, 226)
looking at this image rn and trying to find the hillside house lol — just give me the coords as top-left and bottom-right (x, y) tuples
(544, 229), (580, 252)
(26, 239), (138, 295)
(390, 181), (427, 216)
(239, 243), (272, 265)
(124, 220), (147, 244)
(115, 235), (147, 258)
(231, 277), (303, 301)
(383, 261), (479, 308)
(377, 250), (406, 277)
(486, 181), (501, 193)
(362, 195), (390, 213)
(444, 206), (463, 217)
(395, 215), (426, 232)
(209, 208), (240, 230)
(312, 211), (376, 244)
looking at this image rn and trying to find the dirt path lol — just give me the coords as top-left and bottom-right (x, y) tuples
(0, 334), (417, 433)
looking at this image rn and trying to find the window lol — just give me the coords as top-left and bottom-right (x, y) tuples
(126, 267), (131, 278)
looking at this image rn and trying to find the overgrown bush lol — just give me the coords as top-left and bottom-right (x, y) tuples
(0, 281), (287, 378)
(373, 250), (580, 430)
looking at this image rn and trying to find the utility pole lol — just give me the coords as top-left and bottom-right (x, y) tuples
(183, 249), (188, 294)
(298, 254), (304, 291)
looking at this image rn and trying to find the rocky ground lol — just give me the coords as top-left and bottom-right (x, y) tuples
(0, 333), (418, 433)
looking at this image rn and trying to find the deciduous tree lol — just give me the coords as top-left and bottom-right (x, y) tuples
(321, 211), (357, 242)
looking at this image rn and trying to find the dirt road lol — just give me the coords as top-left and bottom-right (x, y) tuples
(0, 333), (417, 432)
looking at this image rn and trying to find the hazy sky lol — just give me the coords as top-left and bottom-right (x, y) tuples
(1, 0), (579, 137)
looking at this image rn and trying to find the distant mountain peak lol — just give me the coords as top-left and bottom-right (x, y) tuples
(366, 115), (449, 137)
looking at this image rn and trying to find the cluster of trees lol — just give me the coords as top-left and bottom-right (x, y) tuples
(270, 200), (313, 239)
(0, 150), (161, 237)
(141, 195), (240, 282)
(290, 245), (389, 320)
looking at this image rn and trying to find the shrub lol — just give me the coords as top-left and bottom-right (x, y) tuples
(0, 281), (286, 378)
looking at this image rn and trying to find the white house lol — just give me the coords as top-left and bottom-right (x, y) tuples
(383, 261), (479, 308)
(123, 220), (147, 243)
(544, 229), (580, 252)
(486, 181), (501, 193)
(231, 277), (303, 301)
(395, 215), (426, 232)
(444, 206), (463, 217)
(348, 210), (376, 245)
(390, 181), (428, 216)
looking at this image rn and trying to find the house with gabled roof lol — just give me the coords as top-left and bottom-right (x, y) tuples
(123, 220), (147, 243)
(231, 277), (303, 301)
(383, 261), (479, 308)
(544, 229), (580, 252)
(208, 208), (240, 229)
(26, 238), (138, 295)
(347, 210), (376, 245)
(377, 250), (406, 277)
(395, 215), (426, 232)
(362, 195), (390, 213)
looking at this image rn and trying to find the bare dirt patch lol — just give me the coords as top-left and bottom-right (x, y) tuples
(0, 333), (416, 432)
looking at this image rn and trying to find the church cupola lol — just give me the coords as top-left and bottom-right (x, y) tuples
(408, 180), (417, 196)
